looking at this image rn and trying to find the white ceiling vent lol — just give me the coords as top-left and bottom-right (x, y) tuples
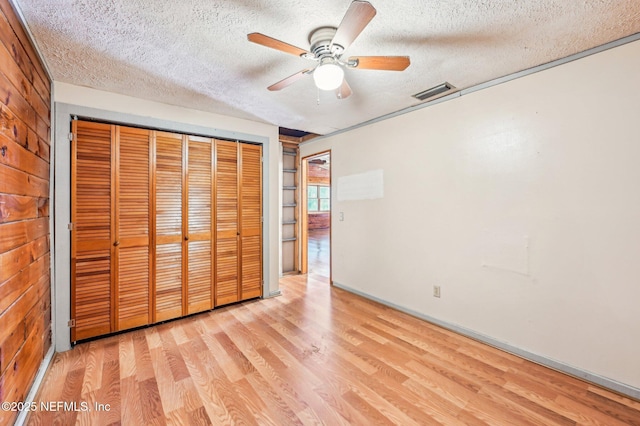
(413, 82), (455, 101)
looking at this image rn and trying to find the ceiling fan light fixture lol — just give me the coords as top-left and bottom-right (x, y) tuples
(313, 62), (344, 91)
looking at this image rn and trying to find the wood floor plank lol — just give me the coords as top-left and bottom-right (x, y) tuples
(25, 229), (640, 424)
(177, 338), (232, 424)
(120, 376), (144, 426)
(118, 332), (136, 380)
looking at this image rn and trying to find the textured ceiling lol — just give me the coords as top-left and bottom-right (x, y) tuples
(14, 0), (640, 135)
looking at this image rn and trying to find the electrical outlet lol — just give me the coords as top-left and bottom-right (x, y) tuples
(339, 212), (344, 221)
(433, 285), (441, 298)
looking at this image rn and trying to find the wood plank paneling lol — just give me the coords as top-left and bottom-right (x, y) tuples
(215, 140), (239, 306)
(0, 12), (51, 405)
(187, 136), (212, 314)
(0, 133), (49, 180)
(0, 193), (43, 224)
(71, 121), (112, 342)
(116, 126), (151, 330)
(155, 132), (183, 321)
(240, 144), (262, 300)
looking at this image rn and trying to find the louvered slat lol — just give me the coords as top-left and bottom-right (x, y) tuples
(187, 137), (213, 314)
(215, 140), (239, 306)
(156, 132), (183, 238)
(118, 246), (149, 329)
(72, 121), (112, 341)
(240, 144), (263, 300)
(117, 126), (151, 330)
(155, 132), (183, 320)
(155, 243), (182, 321)
(188, 241), (212, 313)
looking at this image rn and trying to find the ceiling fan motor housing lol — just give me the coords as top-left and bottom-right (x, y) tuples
(308, 27), (344, 59)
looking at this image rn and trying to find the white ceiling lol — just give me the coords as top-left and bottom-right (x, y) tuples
(14, 0), (640, 135)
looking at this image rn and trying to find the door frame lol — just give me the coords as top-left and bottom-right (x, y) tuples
(300, 150), (332, 284)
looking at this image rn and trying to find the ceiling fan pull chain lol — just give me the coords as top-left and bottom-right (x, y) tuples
(317, 87), (321, 105)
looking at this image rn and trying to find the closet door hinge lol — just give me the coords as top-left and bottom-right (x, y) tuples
(68, 223), (74, 231)
(68, 132), (74, 141)
(261, 216), (263, 223)
(68, 319), (76, 327)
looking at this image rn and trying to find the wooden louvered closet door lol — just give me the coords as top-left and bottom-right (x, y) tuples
(155, 132), (184, 321)
(215, 140), (239, 306)
(115, 126), (152, 330)
(240, 144), (262, 300)
(72, 122), (263, 340)
(186, 136), (213, 314)
(71, 121), (113, 341)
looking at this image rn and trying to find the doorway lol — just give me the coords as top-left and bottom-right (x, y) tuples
(301, 151), (331, 282)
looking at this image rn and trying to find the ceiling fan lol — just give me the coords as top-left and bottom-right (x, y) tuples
(247, 0), (410, 99)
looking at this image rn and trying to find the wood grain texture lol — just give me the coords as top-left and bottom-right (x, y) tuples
(28, 268), (640, 425)
(71, 121), (112, 341)
(155, 132), (184, 321)
(0, 2), (51, 424)
(116, 126), (151, 330)
(70, 122), (263, 341)
(187, 137), (213, 314)
(239, 143), (262, 300)
(215, 140), (239, 306)
(349, 55), (411, 71)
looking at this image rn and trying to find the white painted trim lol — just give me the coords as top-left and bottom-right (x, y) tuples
(13, 346), (55, 426)
(333, 281), (640, 401)
(301, 32), (640, 146)
(53, 103), (273, 351)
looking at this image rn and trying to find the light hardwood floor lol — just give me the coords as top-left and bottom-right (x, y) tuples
(27, 238), (640, 424)
(308, 228), (330, 281)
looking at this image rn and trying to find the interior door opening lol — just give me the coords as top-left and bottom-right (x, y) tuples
(301, 151), (331, 283)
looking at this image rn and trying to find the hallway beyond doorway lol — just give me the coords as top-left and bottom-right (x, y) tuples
(308, 228), (329, 281)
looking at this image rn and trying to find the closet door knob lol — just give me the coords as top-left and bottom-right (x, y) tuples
(113, 241), (120, 247)
(184, 236), (189, 241)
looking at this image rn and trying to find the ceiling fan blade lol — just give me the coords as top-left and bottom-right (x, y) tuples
(268, 69), (313, 91)
(349, 56), (410, 71)
(248, 33), (309, 57)
(336, 78), (352, 99)
(331, 1), (376, 50)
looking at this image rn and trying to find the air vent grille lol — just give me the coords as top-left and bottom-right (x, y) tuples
(413, 82), (455, 101)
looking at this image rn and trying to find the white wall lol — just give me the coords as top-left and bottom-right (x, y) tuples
(301, 39), (640, 392)
(53, 82), (281, 351)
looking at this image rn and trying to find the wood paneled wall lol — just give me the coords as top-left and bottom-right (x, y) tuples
(308, 163), (329, 184)
(0, 1), (51, 424)
(308, 213), (330, 230)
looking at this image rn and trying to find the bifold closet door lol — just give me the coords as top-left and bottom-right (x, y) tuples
(215, 140), (239, 306)
(155, 131), (184, 321)
(240, 143), (262, 300)
(71, 121), (113, 341)
(186, 136), (214, 314)
(72, 123), (262, 340)
(115, 126), (152, 330)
